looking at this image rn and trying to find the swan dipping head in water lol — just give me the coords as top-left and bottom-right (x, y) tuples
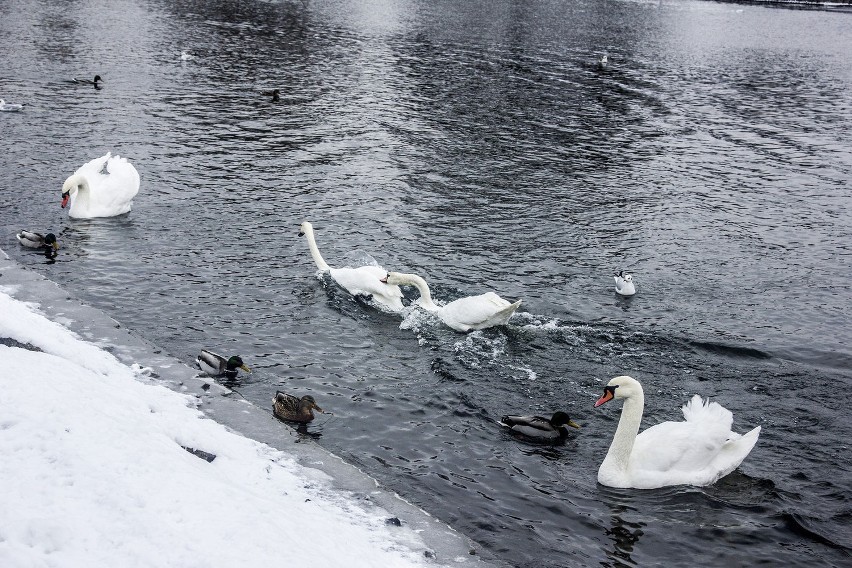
(381, 271), (521, 332)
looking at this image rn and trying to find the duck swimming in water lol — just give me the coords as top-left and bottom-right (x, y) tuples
(273, 391), (324, 423)
(71, 75), (103, 88)
(16, 230), (59, 251)
(195, 350), (251, 379)
(500, 411), (580, 441)
(261, 89), (280, 102)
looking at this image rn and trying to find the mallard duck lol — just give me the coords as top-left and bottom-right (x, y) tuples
(500, 411), (580, 441)
(16, 230), (59, 251)
(261, 89), (280, 102)
(273, 391), (323, 423)
(195, 350), (251, 379)
(614, 271), (636, 296)
(71, 74), (103, 87)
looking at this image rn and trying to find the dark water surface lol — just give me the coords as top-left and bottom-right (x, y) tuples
(1, 0), (851, 566)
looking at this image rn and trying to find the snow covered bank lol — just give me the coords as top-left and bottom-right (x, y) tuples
(0, 251), (490, 567)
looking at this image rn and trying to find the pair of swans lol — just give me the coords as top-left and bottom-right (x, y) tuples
(299, 221), (521, 332)
(595, 376), (761, 489)
(61, 152), (140, 218)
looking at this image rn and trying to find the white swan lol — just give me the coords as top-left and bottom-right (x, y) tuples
(0, 99), (23, 112)
(614, 271), (636, 296)
(594, 376), (761, 489)
(299, 221), (404, 313)
(61, 152), (140, 219)
(381, 272), (521, 332)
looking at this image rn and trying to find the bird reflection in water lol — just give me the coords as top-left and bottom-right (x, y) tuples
(603, 504), (645, 567)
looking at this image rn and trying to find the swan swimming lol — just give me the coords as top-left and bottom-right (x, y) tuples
(0, 99), (23, 112)
(60, 152), (140, 219)
(594, 375), (761, 489)
(614, 271), (636, 296)
(299, 221), (404, 313)
(381, 272), (521, 332)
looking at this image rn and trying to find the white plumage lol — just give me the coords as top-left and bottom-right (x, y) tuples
(594, 376), (761, 489)
(382, 272), (521, 332)
(614, 271), (636, 296)
(299, 221), (404, 313)
(61, 152), (140, 219)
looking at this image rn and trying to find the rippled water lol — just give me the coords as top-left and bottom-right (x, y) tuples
(2, 0), (851, 566)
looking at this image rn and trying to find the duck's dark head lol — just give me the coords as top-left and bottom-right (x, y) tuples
(551, 411), (580, 429)
(226, 355), (251, 373)
(44, 233), (59, 250)
(93, 75), (102, 83)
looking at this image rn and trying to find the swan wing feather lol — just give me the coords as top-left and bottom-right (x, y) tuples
(628, 397), (758, 487)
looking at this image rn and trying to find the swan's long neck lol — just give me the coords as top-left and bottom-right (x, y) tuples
(65, 174), (91, 211)
(401, 274), (439, 312)
(602, 390), (644, 476)
(303, 228), (331, 271)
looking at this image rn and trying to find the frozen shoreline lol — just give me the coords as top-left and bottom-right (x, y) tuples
(0, 248), (497, 567)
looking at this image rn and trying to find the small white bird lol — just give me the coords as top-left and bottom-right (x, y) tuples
(0, 99), (23, 112)
(614, 271), (636, 296)
(180, 51), (194, 61)
(598, 54), (608, 69)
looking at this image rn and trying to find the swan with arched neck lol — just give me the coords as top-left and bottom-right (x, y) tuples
(61, 152), (140, 218)
(299, 221), (404, 313)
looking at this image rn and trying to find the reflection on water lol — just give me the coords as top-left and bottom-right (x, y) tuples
(1, 0), (851, 566)
(603, 504), (645, 567)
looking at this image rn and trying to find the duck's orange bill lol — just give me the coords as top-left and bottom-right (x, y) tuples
(594, 390), (614, 408)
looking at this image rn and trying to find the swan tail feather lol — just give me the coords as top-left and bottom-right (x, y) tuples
(494, 299), (522, 322)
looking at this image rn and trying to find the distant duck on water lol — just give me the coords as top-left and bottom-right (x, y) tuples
(71, 75), (103, 88)
(261, 89), (280, 102)
(16, 230), (59, 251)
(500, 411), (580, 441)
(195, 350), (251, 379)
(273, 391), (324, 423)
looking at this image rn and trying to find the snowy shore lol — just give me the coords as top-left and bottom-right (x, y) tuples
(0, 250), (490, 567)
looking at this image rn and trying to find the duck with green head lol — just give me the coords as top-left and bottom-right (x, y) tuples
(195, 350), (251, 380)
